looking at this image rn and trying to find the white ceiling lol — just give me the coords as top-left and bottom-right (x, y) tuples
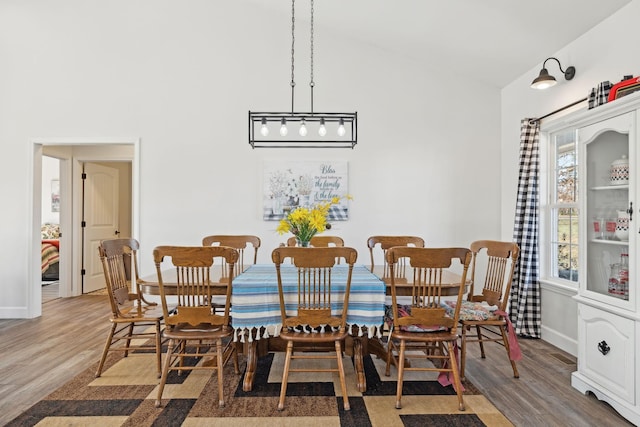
(247, 0), (631, 88)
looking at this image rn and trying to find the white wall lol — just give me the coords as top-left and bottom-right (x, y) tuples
(0, 1), (501, 318)
(500, 0), (640, 354)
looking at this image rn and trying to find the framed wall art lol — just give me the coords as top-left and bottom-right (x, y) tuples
(263, 160), (349, 221)
(51, 179), (60, 212)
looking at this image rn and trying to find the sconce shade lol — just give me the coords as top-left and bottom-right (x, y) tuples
(531, 57), (575, 90)
(531, 68), (557, 90)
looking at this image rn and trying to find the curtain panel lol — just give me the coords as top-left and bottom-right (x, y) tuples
(510, 119), (541, 338)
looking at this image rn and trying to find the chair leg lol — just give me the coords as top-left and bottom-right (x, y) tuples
(154, 321), (162, 379)
(216, 339), (225, 408)
(460, 326), (468, 381)
(447, 341), (465, 411)
(124, 323), (134, 358)
(278, 341), (294, 411)
(395, 340), (406, 409)
(156, 339), (175, 408)
(232, 341), (240, 374)
(178, 340), (186, 374)
(385, 339), (395, 376)
(476, 325), (486, 358)
(96, 323), (117, 378)
(499, 325), (520, 378)
(334, 340), (350, 411)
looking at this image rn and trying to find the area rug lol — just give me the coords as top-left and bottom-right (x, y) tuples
(7, 347), (513, 427)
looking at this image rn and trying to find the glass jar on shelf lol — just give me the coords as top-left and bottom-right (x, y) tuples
(608, 253), (629, 300)
(620, 252), (629, 300)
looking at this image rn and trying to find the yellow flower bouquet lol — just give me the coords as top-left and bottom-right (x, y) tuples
(276, 196), (351, 246)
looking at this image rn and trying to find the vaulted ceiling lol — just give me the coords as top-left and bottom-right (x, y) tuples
(246, 0), (631, 88)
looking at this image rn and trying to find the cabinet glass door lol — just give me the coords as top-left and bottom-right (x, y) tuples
(582, 117), (631, 301)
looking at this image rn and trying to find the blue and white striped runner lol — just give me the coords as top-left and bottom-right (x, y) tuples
(231, 264), (386, 342)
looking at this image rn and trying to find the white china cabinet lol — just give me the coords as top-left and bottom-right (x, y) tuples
(544, 93), (640, 426)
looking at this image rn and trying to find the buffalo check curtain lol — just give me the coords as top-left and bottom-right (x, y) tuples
(510, 119), (541, 338)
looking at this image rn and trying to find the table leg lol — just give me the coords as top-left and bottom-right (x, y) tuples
(367, 335), (387, 360)
(352, 337), (366, 392)
(368, 334), (412, 369)
(243, 340), (258, 391)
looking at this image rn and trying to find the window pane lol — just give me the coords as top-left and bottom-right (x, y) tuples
(557, 166), (576, 203)
(555, 131), (577, 203)
(549, 126), (579, 284)
(549, 208), (579, 281)
(556, 244), (578, 281)
(556, 208), (579, 243)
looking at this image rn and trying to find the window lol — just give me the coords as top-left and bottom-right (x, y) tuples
(548, 129), (579, 282)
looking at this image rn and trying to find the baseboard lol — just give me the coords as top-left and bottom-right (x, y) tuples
(0, 307), (29, 319)
(542, 325), (577, 356)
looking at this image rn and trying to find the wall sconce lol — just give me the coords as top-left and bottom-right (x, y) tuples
(531, 57), (576, 90)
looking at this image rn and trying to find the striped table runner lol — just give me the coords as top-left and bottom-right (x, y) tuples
(231, 264), (386, 341)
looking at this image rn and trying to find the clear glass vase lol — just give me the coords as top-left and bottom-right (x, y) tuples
(296, 238), (311, 247)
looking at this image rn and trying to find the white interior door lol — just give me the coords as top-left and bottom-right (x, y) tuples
(83, 162), (120, 293)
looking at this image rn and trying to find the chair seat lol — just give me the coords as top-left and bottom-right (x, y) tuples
(385, 304), (448, 332)
(116, 305), (164, 321)
(443, 300), (500, 322)
(279, 329), (348, 343)
(163, 323), (233, 340)
(389, 329), (458, 342)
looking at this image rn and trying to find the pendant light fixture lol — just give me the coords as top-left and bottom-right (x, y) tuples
(248, 0), (357, 148)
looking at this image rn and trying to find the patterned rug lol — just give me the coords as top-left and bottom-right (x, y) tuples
(7, 346), (513, 427)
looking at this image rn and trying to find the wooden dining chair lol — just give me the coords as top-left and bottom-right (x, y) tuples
(271, 246), (358, 411)
(96, 238), (164, 378)
(385, 246), (471, 411)
(153, 245), (240, 408)
(286, 235), (345, 263)
(202, 234), (261, 277)
(443, 240), (520, 380)
(368, 236), (426, 340)
(202, 235), (261, 312)
(286, 235), (345, 248)
(367, 235), (425, 278)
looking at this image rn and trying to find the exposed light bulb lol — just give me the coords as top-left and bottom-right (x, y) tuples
(533, 81), (555, 90)
(337, 119), (346, 137)
(318, 118), (327, 136)
(279, 118), (288, 136)
(260, 118), (269, 137)
(299, 119), (308, 136)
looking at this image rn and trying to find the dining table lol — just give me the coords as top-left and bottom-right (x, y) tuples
(141, 263), (387, 392)
(140, 262), (466, 392)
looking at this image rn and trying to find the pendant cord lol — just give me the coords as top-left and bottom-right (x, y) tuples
(290, 0), (296, 114)
(310, 0), (315, 114)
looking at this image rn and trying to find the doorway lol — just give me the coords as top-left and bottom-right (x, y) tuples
(41, 156), (61, 302)
(82, 161), (131, 294)
(30, 138), (139, 317)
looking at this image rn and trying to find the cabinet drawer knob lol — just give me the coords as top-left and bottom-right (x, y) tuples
(597, 340), (610, 355)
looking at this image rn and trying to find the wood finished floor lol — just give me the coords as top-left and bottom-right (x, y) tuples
(0, 294), (634, 427)
(40, 281), (59, 303)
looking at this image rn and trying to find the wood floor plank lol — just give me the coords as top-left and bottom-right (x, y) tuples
(0, 295), (635, 426)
